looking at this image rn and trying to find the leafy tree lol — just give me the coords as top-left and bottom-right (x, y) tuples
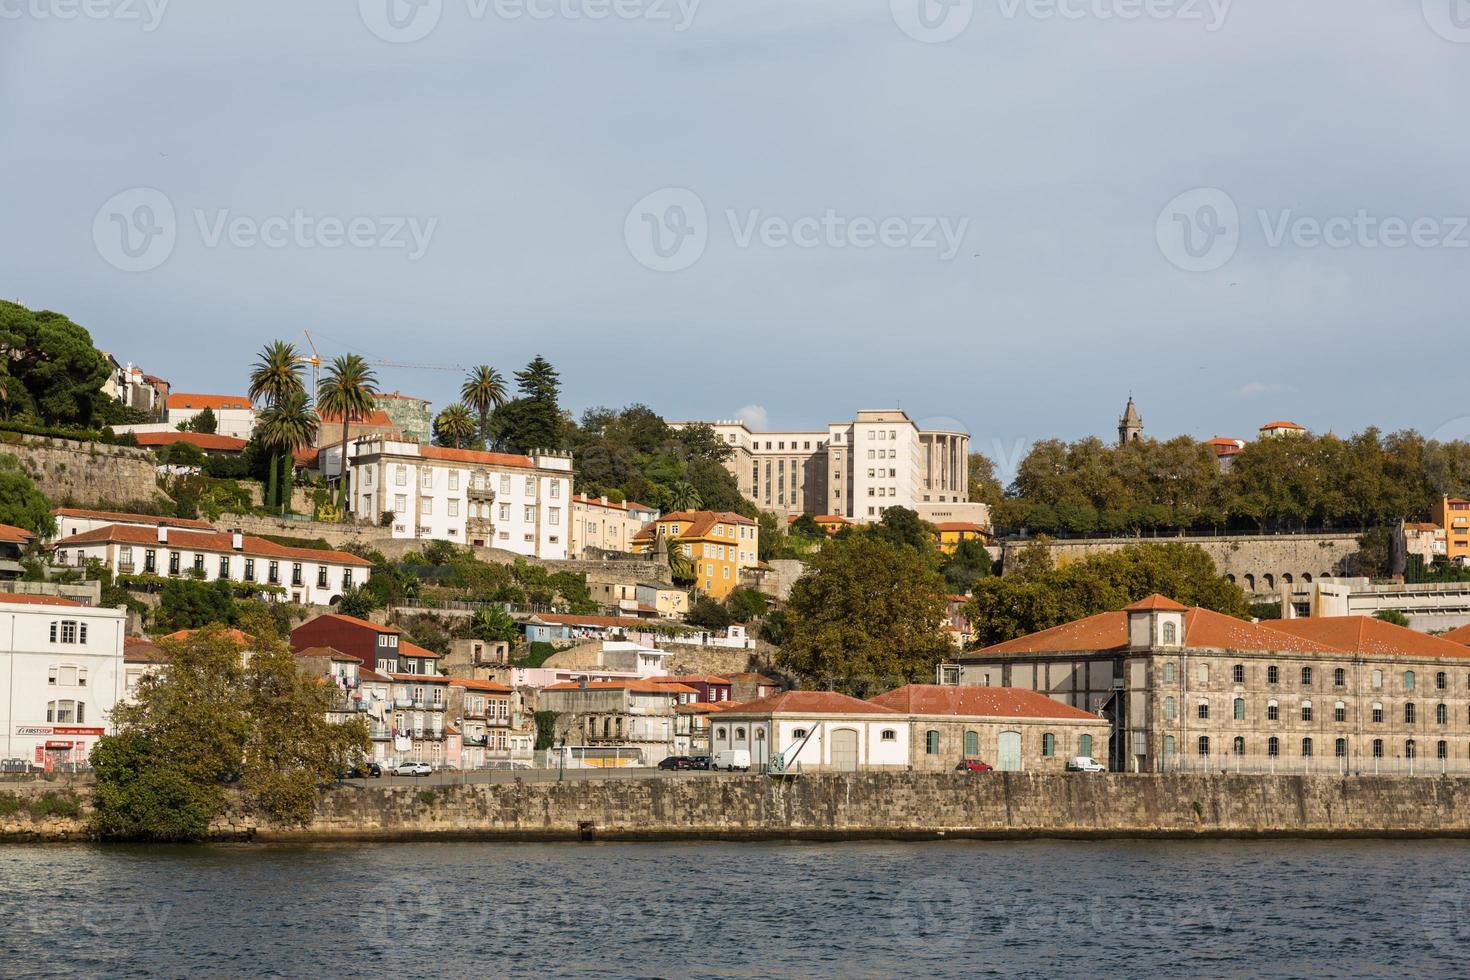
(965, 542), (1249, 648)
(873, 506), (939, 558)
(790, 514), (822, 539)
(462, 365), (508, 447)
(316, 354), (379, 509)
(433, 403), (477, 449)
(687, 595), (732, 631)
(177, 407), (218, 434)
(469, 606), (519, 644)
(725, 587), (768, 622)
(940, 537), (994, 594)
(760, 608), (789, 646)
(967, 450), (1006, 510)
(156, 578), (238, 632)
(0, 454), (55, 536)
(156, 440), (206, 470)
(486, 355), (563, 454)
(336, 586), (378, 618)
(668, 481), (702, 512)
(0, 300), (111, 426)
(777, 535), (951, 695)
(1375, 609), (1411, 628)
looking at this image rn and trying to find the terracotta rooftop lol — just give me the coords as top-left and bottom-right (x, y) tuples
(308, 613), (401, 634)
(167, 393), (252, 411)
(1260, 421), (1306, 431)
(294, 645), (360, 662)
(417, 445), (537, 468)
(399, 640), (441, 660)
(634, 510), (757, 543)
(972, 604), (1342, 657)
(543, 679), (697, 694)
(648, 675), (733, 686)
(54, 507), (213, 531)
(0, 593), (83, 607)
(1268, 617), (1470, 660)
(868, 684), (1100, 721)
(1442, 624), (1470, 646)
(132, 431), (248, 452)
(0, 523), (35, 544)
(61, 524), (373, 566)
(721, 690), (899, 715)
(161, 627), (253, 645)
(447, 677), (513, 692)
(1125, 594), (1190, 612)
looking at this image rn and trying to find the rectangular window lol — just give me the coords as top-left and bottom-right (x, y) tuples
(524, 505), (534, 523)
(421, 469), (432, 489)
(193, 553), (204, 575)
(219, 556), (230, 578)
(292, 563), (303, 586)
(317, 566), (328, 587)
(421, 498), (433, 516)
(168, 552), (180, 575)
(244, 558), (255, 581)
(395, 465), (407, 486)
(268, 561), (280, 584)
(500, 475), (511, 495)
(549, 507), (560, 526)
(448, 499), (459, 518)
(499, 503), (510, 521)
(395, 494), (407, 513)
(448, 472), (459, 491)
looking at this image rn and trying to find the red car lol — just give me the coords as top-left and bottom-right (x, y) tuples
(955, 760), (994, 773)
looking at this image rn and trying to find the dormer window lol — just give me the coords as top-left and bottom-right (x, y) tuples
(1161, 622), (1177, 645)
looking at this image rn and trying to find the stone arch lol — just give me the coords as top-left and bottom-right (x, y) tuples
(1264, 573), (1276, 591)
(1302, 573), (1313, 584)
(1226, 574), (1237, 585)
(1282, 573), (1294, 585)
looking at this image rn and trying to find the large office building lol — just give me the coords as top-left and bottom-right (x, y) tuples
(679, 409), (977, 525)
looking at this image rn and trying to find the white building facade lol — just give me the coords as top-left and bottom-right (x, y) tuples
(345, 438), (573, 559)
(0, 596), (126, 770)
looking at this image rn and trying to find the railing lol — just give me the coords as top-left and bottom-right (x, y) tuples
(393, 697), (413, 709)
(426, 700), (446, 712)
(463, 734), (488, 746)
(426, 730), (445, 741)
(370, 727), (391, 741)
(118, 562), (135, 574)
(412, 699), (427, 710)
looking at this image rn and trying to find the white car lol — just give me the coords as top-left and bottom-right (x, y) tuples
(394, 762), (433, 776)
(1066, 756), (1106, 773)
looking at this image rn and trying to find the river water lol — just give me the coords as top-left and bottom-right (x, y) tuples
(2, 838), (1469, 978)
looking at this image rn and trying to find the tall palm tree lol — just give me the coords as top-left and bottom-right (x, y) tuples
(317, 354), (379, 511)
(248, 341), (306, 507)
(668, 481), (702, 513)
(461, 365), (507, 448)
(434, 403), (476, 449)
(256, 392), (318, 514)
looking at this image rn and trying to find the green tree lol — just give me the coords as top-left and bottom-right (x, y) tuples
(0, 300), (111, 426)
(725, 586), (768, 622)
(0, 455), (55, 536)
(255, 391), (318, 512)
(434, 403), (477, 449)
(668, 481), (702, 512)
(469, 606), (519, 644)
(687, 595), (732, 631)
(178, 407), (218, 434)
(462, 365), (508, 448)
(778, 535), (951, 695)
(336, 586), (378, 618)
(316, 354), (379, 509)
(873, 506), (939, 559)
(490, 355), (563, 453)
(1375, 609), (1411, 628)
(248, 341), (306, 508)
(156, 578), (238, 632)
(940, 537), (994, 594)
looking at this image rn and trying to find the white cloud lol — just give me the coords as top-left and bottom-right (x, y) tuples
(736, 404), (769, 431)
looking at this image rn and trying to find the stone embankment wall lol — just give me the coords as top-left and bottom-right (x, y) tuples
(217, 512), (395, 551)
(1, 436), (167, 509)
(14, 774), (1470, 842)
(1002, 533), (1365, 593)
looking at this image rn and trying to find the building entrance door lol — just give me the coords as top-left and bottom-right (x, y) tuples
(831, 728), (859, 772)
(997, 731), (1022, 771)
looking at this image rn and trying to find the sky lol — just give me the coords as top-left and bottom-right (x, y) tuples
(3, 0), (1469, 478)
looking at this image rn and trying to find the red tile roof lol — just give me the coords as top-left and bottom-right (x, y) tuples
(1125, 594), (1189, 612)
(162, 627), (253, 645)
(61, 524), (373, 566)
(448, 677), (513, 693)
(1268, 617), (1470, 659)
(399, 639), (441, 660)
(868, 684), (1100, 721)
(417, 445), (537, 468)
(0, 593), (82, 607)
(133, 431), (248, 452)
(294, 645), (360, 662)
(975, 605), (1341, 656)
(167, 393), (252, 411)
(1442, 624), (1470, 646)
(543, 679), (696, 694)
(54, 507), (213, 531)
(0, 523), (34, 544)
(124, 641), (167, 663)
(633, 510), (758, 542)
(648, 675), (733, 686)
(721, 690), (899, 715)
(1260, 421), (1305, 431)
(318, 409), (395, 427)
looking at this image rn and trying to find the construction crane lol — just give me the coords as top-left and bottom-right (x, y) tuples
(300, 330), (464, 395)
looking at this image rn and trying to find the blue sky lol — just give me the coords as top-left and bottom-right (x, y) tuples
(3, 0), (1468, 466)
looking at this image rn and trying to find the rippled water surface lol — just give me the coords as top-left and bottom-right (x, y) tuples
(3, 838), (1470, 978)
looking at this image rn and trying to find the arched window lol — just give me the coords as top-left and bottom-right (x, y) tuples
(1301, 667), (1313, 686)
(1245, 574), (1256, 591)
(735, 727), (747, 740)
(1163, 735), (1175, 756)
(1232, 736), (1245, 756)
(880, 729), (896, 742)
(1334, 701), (1346, 722)
(1437, 703), (1448, 725)
(754, 728), (764, 740)
(1301, 737), (1313, 756)
(1438, 740), (1448, 760)
(1335, 738), (1346, 758)
(1079, 734), (1093, 757)
(1197, 736), (1210, 757)
(1301, 700), (1313, 722)
(1303, 573), (1313, 583)
(1267, 736), (1279, 757)
(1372, 702), (1383, 723)
(1373, 739), (1383, 758)
(1267, 665), (1280, 685)
(925, 730), (940, 755)
(1264, 574), (1276, 590)
(1163, 662), (1175, 683)
(1404, 671), (1416, 692)
(1162, 622), (1177, 645)
(963, 731), (978, 756)
(1267, 699), (1279, 722)
(1163, 696), (1176, 721)
(1406, 739), (1417, 759)
(715, 726), (727, 740)
(1405, 703), (1416, 725)
(1283, 573), (1294, 585)
(1334, 668), (1345, 687)
(1042, 733), (1056, 757)
(1233, 698), (1245, 721)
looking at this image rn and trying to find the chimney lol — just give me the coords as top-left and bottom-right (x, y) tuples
(157, 526), (168, 544)
(579, 676), (589, 690)
(232, 530), (244, 551)
(600, 495), (608, 506)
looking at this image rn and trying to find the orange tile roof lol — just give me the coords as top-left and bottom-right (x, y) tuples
(167, 393), (252, 411)
(133, 431), (248, 452)
(543, 679), (695, 694)
(648, 674), (733, 685)
(0, 593), (82, 607)
(318, 408), (395, 427)
(634, 510), (757, 543)
(721, 690), (899, 715)
(974, 606), (1341, 656)
(447, 677), (512, 692)
(1260, 421), (1305, 431)
(294, 645), (360, 662)
(62, 524), (373, 566)
(0, 523), (34, 544)
(124, 641), (167, 663)
(1268, 617), (1470, 659)
(417, 445), (537, 468)
(54, 507), (214, 531)
(868, 684), (1100, 721)
(162, 627), (253, 645)
(314, 613), (401, 634)
(571, 495), (655, 513)
(1125, 594), (1189, 612)
(399, 640), (441, 660)
(1442, 624), (1470, 646)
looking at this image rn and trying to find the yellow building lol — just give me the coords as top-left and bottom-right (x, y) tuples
(1433, 496), (1470, 565)
(632, 510), (759, 600)
(933, 521), (987, 555)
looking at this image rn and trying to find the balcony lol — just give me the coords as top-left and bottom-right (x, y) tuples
(425, 700), (447, 712)
(118, 562), (135, 574)
(370, 726), (391, 741)
(426, 729), (445, 741)
(463, 734), (488, 746)
(411, 698), (427, 710)
(467, 485), (495, 502)
(393, 697), (413, 709)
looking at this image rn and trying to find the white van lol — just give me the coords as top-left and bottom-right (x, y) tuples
(1066, 756), (1106, 773)
(712, 749), (751, 772)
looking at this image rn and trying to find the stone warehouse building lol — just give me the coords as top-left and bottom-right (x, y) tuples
(955, 595), (1470, 774)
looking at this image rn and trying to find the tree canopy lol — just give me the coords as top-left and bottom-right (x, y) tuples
(0, 454), (55, 536)
(0, 300), (111, 427)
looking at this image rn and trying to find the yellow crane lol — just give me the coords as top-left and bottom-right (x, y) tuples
(300, 330), (463, 396)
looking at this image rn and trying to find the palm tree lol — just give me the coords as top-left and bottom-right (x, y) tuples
(461, 365), (507, 448)
(664, 533), (694, 583)
(248, 341), (306, 507)
(434, 403), (476, 449)
(317, 354), (379, 511)
(256, 392), (318, 514)
(668, 481), (702, 513)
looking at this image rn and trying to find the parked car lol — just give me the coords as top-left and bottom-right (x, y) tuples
(1066, 756), (1106, 773)
(346, 761), (382, 779)
(712, 749), (751, 772)
(658, 756), (697, 770)
(955, 759), (994, 773)
(394, 762), (433, 776)
(688, 756), (711, 770)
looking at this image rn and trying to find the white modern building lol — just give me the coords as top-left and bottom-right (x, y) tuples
(683, 409), (977, 524)
(113, 393), (256, 440)
(53, 507), (216, 541)
(343, 437), (574, 559)
(56, 525), (373, 606)
(0, 595), (126, 770)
